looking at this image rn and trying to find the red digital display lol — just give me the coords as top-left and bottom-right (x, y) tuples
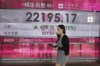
(0, 37), (99, 60)
(0, 0), (100, 11)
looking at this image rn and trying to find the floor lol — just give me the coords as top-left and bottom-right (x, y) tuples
(0, 61), (100, 66)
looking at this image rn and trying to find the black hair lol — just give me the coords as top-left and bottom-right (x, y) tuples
(58, 24), (66, 34)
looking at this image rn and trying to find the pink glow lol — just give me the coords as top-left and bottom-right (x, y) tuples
(0, 0), (100, 11)
(0, 37), (99, 59)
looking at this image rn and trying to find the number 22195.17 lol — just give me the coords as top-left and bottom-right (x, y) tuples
(26, 12), (77, 23)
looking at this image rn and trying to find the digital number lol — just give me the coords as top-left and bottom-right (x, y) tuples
(26, 12), (77, 23)
(26, 12), (32, 22)
(48, 13), (53, 22)
(65, 13), (69, 22)
(41, 13), (45, 22)
(42, 32), (55, 35)
(54, 13), (60, 22)
(26, 12), (39, 22)
(65, 13), (77, 23)
(33, 12), (39, 22)
(72, 14), (77, 23)
(4, 32), (18, 36)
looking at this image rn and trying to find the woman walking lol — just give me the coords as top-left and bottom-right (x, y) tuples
(53, 25), (70, 66)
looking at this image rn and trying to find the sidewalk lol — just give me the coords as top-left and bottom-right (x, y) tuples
(0, 61), (100, 66)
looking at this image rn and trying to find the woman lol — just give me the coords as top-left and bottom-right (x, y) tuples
(53, 25), (70, 66)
